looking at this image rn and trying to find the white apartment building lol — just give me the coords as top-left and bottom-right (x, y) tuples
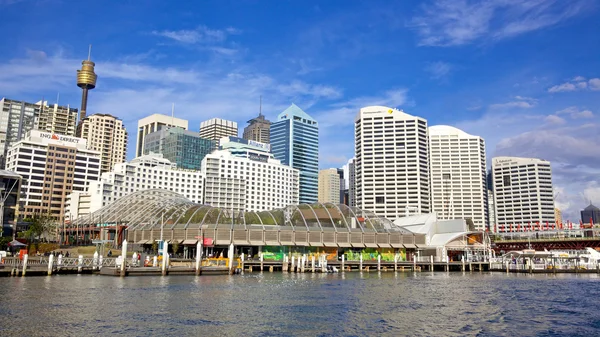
(79, 113), (128, 173)
(136, 114), (188, 157)
(200, 118), (238, 144)
(6, 130), (100, 221)
(318, 168), (340, 204)
(202, 141), (299, 212)
(38, 102), (78, 137)
(65, 153), (203, 218)
(492, 156), (555, 228)
(355, 106), (430, 219)
(429, 125), (487, 231)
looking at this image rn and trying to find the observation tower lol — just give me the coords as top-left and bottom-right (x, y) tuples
(76, 45), (97, 122)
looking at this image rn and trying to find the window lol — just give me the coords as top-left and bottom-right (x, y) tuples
(503, 175), (511, 187)
(376, 196), (385, 204)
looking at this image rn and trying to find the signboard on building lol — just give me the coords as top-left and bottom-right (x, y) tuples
(29, 130), (87, 148)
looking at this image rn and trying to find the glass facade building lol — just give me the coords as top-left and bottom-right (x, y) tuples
(271, 104), (318, 204)
(144, 127), (215, 170)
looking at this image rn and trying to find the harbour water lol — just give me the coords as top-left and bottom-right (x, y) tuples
(1, 272), (599, 336)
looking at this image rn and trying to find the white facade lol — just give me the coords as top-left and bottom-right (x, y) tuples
(66, 153), (203, 217)
(80, 113), (128, 173)
(429, 125), (487, 231)
(355, 106), (430, 219)
(6, 130), (101, 221)
(202, 149), (299, 212)
(492, 156), (555, 228)
(136, 114), (188, 157)
(318, 168), (340, 204)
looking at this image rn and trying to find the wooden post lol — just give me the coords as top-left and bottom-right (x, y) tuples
(359, 254), (363, 272)
(311, 255), (315, 273)
(302, 254), (306, 273)
(161, 241), (168, 276)
(291, 255), (295, 273)
(394, 253), (398, 272)
(78, 255), (83, 274)
(228, 243), (234, 274)
(341, 254), (345, 272)
(430, 255), (434, 272)
(120, 240), (128, 277)
(195, 241), (202, 276)
(93, 251), (98, 271)
(377, 254), (381, 271)
(48, 254), (54, 276)
(22, 254), (28, 277)
(260, 253), (264, 272)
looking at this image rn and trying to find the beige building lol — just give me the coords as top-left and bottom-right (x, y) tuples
(136, 114), (188, 157)
(5, 130), (101, 222)
(200, 118), (238, 145)
(318, 168), (341, 204)
(79, 114), (128, 173)
(38, 102), (78, 136)
(555, 207), (562, 226)
(243, 113), (271, 144)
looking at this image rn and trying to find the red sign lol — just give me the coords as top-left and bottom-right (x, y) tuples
(194, 236), (214, 246)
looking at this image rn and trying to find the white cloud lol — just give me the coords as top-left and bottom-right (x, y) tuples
(556, 106), (594, 119)
(544, 114), (566, 125)
(548, 76), (600, 93)
(489, 96), (537, 109)
(548, 82), (577, 93)
(425, 61), (452, 79)
(409, 0), (590, 47)
(152, 25), (234, 44)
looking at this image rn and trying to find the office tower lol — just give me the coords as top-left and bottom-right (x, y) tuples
(243, 113), (271, 144)
(219, 136), (271, 160)
(318, 168), (341, 204)
(581, 204), (600, 224)
(6, 130), (101, 222)
(355, 106), (430, 219)
(76, 47), (97, 122)
(492, 157), (555, 227)
(136, 114), (188, 158)
(202, 140), (299, 212)
(143, 127), (214, 170)
(555, 208), (562, 226)
(199, 118), (238, 145)
(429, 125), (487, 231)
(347, 158), (356, 207)
(79, 114), (128, 173)
(0, 171), (21, 237)
(66, 153), (204, 218)
(271, 104), (318, 204)
(0, 98), (40, 167)
(38, 102), (78, 136)
(337, 168), (346, 204)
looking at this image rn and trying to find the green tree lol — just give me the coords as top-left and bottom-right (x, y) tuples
(172, 241), (180, 257)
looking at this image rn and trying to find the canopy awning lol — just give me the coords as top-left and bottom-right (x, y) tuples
(136, 240), (149, 244)
(182, 239), (197, 245)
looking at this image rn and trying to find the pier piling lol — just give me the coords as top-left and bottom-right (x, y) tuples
(48, 254), (54, 276)
(22, 254), (28, 277)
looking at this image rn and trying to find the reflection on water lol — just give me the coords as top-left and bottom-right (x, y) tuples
(1, 272), (600, 336)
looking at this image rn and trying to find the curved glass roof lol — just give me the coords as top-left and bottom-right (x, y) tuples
(73, 189), (411, 234)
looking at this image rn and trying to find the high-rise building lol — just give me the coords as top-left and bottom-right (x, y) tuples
(76, 48), (97, 122)
(355, 106), (430, 219)
(66, 153), (204, 218)
(0, 170), (21, 237)
(38, 102), (78, 136)
(136, 114), (188, 158)
(144, 127), (215, 170)
(429, 125), (487, 231)
(6, 130), (101, 222)
(243, 113), (271, 144)
(492, 157), (555, 227)
(200, 118), (238, 146)
(347, 158), (356, 207)
(318, 168), (341, 204)
(555, 207), (562, 226)
(79, 114), (128, 173)
(202, 142), (299, 212)
(271, 104), (319, 204)
(581, 204), (600, 225)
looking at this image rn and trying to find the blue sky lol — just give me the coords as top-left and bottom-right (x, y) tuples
(1, 0), (600, 220)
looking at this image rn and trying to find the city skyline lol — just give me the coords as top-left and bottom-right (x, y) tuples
(0, 1), (599, 220)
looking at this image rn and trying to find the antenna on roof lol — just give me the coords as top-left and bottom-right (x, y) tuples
(56, 93), (60, 106)
(171, 102), (175, 126)
(88, 44), (92, 61)
(259, 95), (262, 116)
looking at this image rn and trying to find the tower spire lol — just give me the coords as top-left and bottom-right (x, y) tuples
(77, 45), (97, 126)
